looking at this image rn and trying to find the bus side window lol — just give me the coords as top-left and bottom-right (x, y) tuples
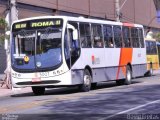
(91, 24), (103, 48)
(132, 28), (140, 48)
(113, 26), (122, 48)
(79, 23), (91, 48)
(150, 41), (157, 54)
(103, 25), (114, 48)
(122, 27), (131, 48)
(139, 29), (145, 48)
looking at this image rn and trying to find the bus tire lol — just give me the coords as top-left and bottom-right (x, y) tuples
(116, 80), (124, 86)
(148, 63), (153, 76)
(32, 86), (45, 95)
(125, 65), (132, 85)
(116, 66), (132, 85)
(91, 83), (97, 90)
(79, 69), (92, 92)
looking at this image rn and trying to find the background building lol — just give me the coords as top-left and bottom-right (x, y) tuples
(0, 0), (160, 73)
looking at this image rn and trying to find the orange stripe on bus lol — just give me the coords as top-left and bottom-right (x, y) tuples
(116, 48), (133, 79)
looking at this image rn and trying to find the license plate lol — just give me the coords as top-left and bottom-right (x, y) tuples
(32, 78), (41, 82)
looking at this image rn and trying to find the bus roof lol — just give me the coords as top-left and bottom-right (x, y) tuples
(12, 15), (143, 28)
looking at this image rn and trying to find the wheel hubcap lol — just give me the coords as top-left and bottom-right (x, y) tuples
(84, 75), (91, 88)
(127, 70), (131, 81)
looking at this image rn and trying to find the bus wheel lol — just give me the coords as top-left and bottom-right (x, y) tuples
(32, 86), (45, 95)
(148, 63), (153, 76)
(79, 69), (92, 92)
(91, 83), (97, 90)
(116, 80), (124, 86)
(124, 65), (132, 85)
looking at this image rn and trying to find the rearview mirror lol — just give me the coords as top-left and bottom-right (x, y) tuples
(67, 24), (78, 40)
(73, 29), (78, 40)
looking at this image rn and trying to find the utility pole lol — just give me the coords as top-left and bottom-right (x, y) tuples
(115, 0), (120, 22)
(3, 0), (18, 89)
(9, 0), (18, 26)
(88, 0), (91, 17)
(55, 0), (59, 15)
(115, 0), (128, 22)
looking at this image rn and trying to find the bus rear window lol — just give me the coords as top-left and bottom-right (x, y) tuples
(146, 41), (157, 55)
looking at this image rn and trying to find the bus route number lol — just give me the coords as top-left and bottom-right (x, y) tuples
(40, 72), (49, 77)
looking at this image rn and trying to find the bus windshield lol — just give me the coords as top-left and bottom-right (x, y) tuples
(11, 27), (62, 72)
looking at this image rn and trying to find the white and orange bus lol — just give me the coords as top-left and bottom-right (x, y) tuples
(10, 16), (147, 95)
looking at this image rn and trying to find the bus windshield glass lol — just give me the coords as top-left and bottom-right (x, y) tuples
(11, 19), (63, 72)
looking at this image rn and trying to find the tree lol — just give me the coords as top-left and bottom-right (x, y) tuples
(0, 17), (7, 46)
(153, 32), (160, 42)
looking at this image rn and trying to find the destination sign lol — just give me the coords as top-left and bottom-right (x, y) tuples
(31, 20), (61, 28)
(12, 19), (63, 31)
(15, 23), (27, 29)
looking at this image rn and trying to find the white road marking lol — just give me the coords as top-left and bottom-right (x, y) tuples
(102, 99), (160, 120)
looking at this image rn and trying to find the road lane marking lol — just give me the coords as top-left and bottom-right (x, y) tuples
(103, 99), (160, 120)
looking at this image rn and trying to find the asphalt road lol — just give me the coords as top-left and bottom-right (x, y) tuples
(0, 75), (160, 120)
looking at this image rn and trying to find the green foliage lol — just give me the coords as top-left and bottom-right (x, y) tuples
(0, 33), (6, 46)
(0, 17), (7, 28)
(153, 33), (160, 42)
(0, 17), (7, 46)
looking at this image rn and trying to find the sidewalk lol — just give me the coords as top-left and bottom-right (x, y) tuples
(0, 85), (32, 97)
(0, 73), (32, 97)
(0, 69), (160, 97)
